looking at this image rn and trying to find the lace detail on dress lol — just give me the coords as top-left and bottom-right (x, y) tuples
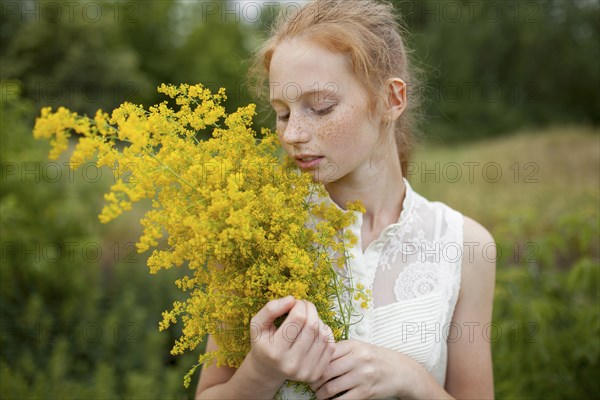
(378, 188), (421, 272)
(394, 262), (450, 301)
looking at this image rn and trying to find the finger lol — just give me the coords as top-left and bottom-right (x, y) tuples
(299, 300), (321, 346)
(310, 348), (353, 391)
(288, 300), (320, 351)
(293, 302), (329, 377)
(278, 299), (309, 348)
(287, 301), (335, 382)
(309, 320), (335, 367)
(298, 301), (333, 354)
(331, 339), (354, 361)
(251, 296), (295, 338)
(294, 302), (335, 382)
(315, 370), (358, 400)
(321, 323), (335, 344)
(308, 338), (335, 384)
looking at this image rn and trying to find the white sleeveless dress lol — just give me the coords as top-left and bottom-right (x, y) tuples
(277, 178), (464, 399)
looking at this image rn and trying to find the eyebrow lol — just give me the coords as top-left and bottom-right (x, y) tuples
(269, 87), (338, 105)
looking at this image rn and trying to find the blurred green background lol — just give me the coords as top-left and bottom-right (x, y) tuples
(1, 0), (598, 398)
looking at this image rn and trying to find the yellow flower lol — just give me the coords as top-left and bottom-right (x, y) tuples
(32, 83), (366, 389)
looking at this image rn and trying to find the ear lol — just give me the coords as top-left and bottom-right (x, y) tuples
(385, 78), (408, 120)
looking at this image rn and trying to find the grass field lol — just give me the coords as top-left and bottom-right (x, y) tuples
(410, 126), (599, 277)
(410, 125), (599, 236)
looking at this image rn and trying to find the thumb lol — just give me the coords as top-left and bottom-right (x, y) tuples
(251, 296), (296, 334)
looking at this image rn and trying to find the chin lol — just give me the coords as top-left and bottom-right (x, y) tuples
(314, 163), (341, 183)
(312, 171), (339, 184)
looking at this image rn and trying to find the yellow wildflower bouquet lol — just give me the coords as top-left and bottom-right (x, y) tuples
(33, 83), (366, 391)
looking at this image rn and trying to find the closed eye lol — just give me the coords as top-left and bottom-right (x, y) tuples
(312, 104), (336, 116)
(276, 104), (336, 122)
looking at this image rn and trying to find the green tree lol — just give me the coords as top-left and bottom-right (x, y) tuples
(393, 0), (600, 140)
(0, 0), (152, 116)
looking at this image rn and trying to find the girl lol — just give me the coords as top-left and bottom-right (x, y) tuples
(196, 0), (495, 398)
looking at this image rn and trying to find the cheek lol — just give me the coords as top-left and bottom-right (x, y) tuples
(317, 111), (371, 150)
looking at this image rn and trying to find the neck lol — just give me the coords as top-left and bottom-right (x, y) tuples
(325, 149), (406, 233)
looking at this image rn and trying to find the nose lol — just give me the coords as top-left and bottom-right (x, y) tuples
(279, 113), (310, 145)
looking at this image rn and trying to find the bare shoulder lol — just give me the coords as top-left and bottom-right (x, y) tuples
(458, 215), (496, 305)
(457, 216), (497, 313)
(463, 215), (495, 249)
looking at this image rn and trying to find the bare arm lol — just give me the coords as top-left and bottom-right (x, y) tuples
(445, 216), (496, 399)
(195, 336), (236, 398)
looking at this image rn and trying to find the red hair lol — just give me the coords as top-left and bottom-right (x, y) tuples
(248, 0), (422, 176)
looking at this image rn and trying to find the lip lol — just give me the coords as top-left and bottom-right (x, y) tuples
(294, 154), (324, 169)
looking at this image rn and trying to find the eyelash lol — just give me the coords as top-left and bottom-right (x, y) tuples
(277, 104), (336, 122)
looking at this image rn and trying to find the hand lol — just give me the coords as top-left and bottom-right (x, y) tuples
(247, 296), (336, 384)
(310, 339), (418, 399)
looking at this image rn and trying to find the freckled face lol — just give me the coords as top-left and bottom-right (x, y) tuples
(269, 38), (382, 183)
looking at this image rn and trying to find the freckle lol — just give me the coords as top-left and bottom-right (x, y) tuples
(315, 108), (354, 144)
